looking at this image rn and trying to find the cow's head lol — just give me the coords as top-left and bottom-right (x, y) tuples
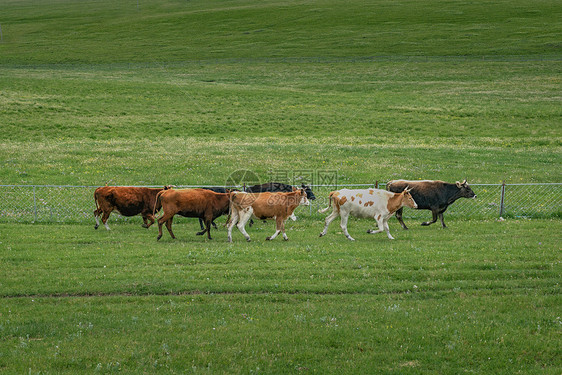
(299, 188), (310, 206)
(301, 183), (316, 201)
(402, 187), (418, 209)
(456, 179), (477, 199)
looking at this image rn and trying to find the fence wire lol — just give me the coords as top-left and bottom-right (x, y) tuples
(0, 183), (560, 224)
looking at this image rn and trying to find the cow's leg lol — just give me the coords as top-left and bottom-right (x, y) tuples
(289, 213), (297, 221)
(227, 209), (239, 242)
(367, 217), (384, 235)
(101, 211), (111, 231)
(236, 208), (253, 242)
(141, 216), (149, 228)
(339, 213), (354, 241)
(281, 219), (289, 241)
(319, 209), (339, 237)
(94, 208), (102, 229)
(165, 217), (176, 239)
(157, 213), (174, 240)
(196, 219), (207, 236)
(211, 220), (218, 229)
(421, 210), (438, 226)
(266, 217), (284, 241)
(204, 216), (213, 240)
(439, 212), (447, 228)
(383, 219), (394, 240)
(144, 214), (155, 229)
(395, 207), (408, 230)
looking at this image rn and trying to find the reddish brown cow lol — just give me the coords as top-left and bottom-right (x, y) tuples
(155, 188), (231, 241)
(94, 186), (169, 230)
(227, 189), (309, 242)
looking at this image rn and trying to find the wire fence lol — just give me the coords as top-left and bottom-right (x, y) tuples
(0, 183), (560, 225)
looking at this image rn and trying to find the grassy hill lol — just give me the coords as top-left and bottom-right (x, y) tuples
(1, 0), (561, 64)
(1, 1), (560, 185)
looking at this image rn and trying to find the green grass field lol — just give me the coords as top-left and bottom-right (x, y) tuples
(0, 0), (561, 373)
(1, 219), (560, 373)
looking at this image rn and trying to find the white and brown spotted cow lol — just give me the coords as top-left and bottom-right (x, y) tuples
(227, 189), (309, 242)
(318, 187), (417, 241)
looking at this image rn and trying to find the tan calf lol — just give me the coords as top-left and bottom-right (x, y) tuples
(227, 189), (309, 242)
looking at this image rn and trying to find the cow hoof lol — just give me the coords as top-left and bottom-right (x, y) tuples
(402, 227), (409, 230)
(196, 231), (204, 236)
(94, 225), (99, 230)
(141, 224), (148, 229)
(283, 238), (289, 241)
(246, 238), (251, 242)
(319, 233), (325, 237)
(265, 237), (272, 241)
(156, 235), (162, 241)
(421, 222), (429, 226)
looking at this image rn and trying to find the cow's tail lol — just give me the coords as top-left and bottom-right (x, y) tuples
(225, 191), (241, 226)
(153, 190), (166, 218)
(318, 192), (335, 213)
(94, 189), (100, 212)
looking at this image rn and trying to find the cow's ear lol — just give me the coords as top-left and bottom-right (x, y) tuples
(456, 181), (462, 188)
(292, 186), (297, 192)
(462, 179), (468, 185)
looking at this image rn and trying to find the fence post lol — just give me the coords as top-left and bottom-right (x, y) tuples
(33, 185), (37, 222)
(499, 181), (506, 217)
(375, 180), (378, 189)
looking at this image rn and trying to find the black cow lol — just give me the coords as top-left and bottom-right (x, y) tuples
(245, 182), (316, 226)
(386, 179), (476, 229)
(246, 182), (316, 201)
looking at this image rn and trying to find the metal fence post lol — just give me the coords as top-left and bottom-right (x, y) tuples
(33, 185), (37, 222)
(499, 181), (506, 217)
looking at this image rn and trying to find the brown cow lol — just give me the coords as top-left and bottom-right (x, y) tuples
(227, 189), (309, 242)
(155, 188), (231, 241)
(93, 186), (170, 230)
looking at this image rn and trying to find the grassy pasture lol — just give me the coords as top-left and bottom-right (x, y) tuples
(0, 219), (560, 373)
(0, 61), (560, 185)
(0, 0), (561, 373)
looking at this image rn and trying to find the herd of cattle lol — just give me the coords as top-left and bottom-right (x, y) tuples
(93, 180), (477, 242)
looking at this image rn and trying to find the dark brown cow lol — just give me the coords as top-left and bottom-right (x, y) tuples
(386, 179), (476, 229)
(94, 186), (170, 230)
(155, 188), (231, 241)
